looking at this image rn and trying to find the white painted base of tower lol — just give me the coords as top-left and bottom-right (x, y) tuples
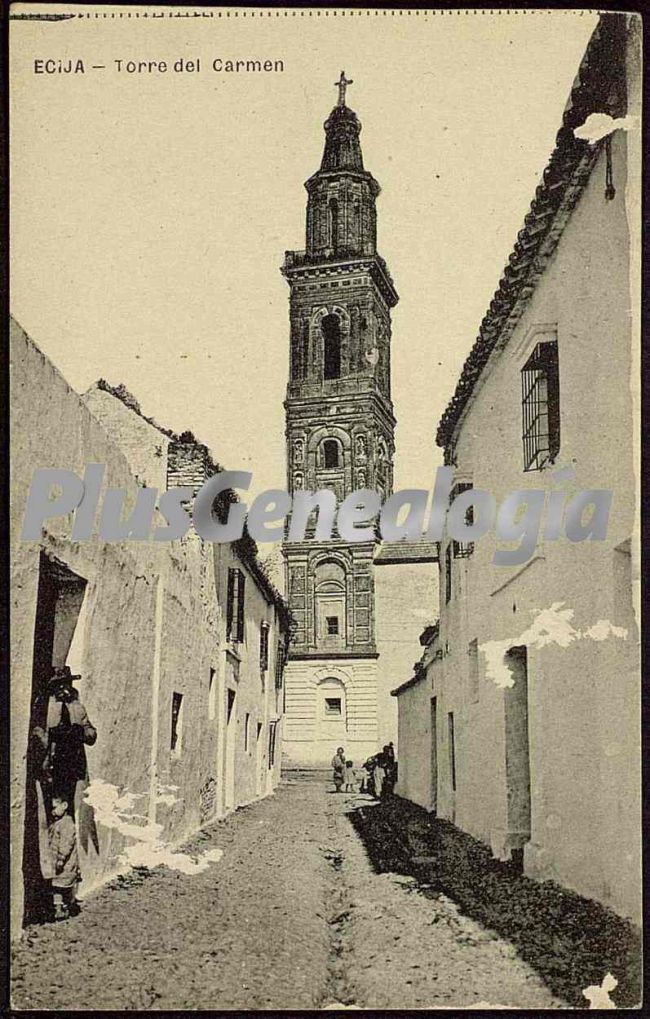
(282, 657), (379, 768)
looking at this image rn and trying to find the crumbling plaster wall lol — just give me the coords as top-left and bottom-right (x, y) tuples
(435, 135), (640, 923)
(10, 319), (222, 935)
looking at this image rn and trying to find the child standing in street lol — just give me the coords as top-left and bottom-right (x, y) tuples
(344, 760), (356, 793)
(48, 796), (80, 920)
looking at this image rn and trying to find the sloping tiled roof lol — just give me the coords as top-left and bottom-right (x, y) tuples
(90, 382), (289, 624)
(374, 539), (440, 565)
(436, 13), (628, 453)
(390, 671), (428, 697)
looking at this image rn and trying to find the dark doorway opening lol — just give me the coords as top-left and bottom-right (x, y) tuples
(430, 696), (438, 815)
(22, 553), (87, 926)
(504, 645), (531, 856)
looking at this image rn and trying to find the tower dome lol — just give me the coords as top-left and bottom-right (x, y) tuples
(320, 104), (364, 172)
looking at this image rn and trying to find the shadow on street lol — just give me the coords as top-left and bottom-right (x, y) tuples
(346, 794), (641, 1008)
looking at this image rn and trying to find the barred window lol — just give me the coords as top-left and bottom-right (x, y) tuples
(268, 721), (277, 768)
(451, 481), (474, 559)
(274, 641), (285, 690)
(521, 340), (560, 471)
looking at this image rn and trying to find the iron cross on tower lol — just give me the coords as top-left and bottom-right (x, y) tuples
(335, 71), (353, 106)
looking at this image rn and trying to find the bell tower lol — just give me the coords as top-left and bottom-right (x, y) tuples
(281, 76), (399, 767)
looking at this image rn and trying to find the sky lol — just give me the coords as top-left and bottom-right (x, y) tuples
(11, 6), (599, 507)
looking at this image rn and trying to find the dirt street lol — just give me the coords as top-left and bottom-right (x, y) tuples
(12, 779), (566, 1010)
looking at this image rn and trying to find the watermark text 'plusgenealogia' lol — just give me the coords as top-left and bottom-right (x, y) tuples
(20, 465), (612, 567)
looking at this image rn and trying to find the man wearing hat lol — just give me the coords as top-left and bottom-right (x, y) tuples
(31, 665), (97, 918)
(32, 666), (97, 799)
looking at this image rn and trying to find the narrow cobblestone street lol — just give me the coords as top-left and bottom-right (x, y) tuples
(11, 779), (573, 1011)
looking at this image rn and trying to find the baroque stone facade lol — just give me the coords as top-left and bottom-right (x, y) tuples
(281, 81), (398, 766)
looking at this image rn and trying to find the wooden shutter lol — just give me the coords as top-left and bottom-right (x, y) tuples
(260, 624), (269, 671)
(226, 567), (236, 639)
(236, 570), (245, 642)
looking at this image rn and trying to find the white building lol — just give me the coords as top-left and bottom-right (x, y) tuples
(393, 13), (641, 925)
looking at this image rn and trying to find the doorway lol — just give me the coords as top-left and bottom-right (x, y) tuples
(255, 721), (264, 797)
(504, 645), (531, 862)
(22, 553), (87, 925)
(224, 688), (236, 811)
(430, 696), (438, 814)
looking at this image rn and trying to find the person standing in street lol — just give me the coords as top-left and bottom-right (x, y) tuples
(384, 743), (398, 796)
(344, 760), (356, 793)
(48, 795), (81, 920)
(331, 747), (346, 793)
(373, 750), (387, 799)
(30, 665), (97, 919)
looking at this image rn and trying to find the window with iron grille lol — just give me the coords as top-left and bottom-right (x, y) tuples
(226, 567), (245, 643)
(274, 641), (285, 690)
(521, 340), (560, 471)
(268, 721), (277, 768)
(260, 622), (270, 671)
(451, 481), (474, 558)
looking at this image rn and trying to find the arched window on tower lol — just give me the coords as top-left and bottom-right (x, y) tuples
(322, 439), (340, 469)
(322, 313), (342, 380)
(328, 198), (339, 252)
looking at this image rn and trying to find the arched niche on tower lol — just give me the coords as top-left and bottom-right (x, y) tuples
(307, 424), (352, 496)
(315, 676), (348, 740)
(309, 550), (353, 651)
(290, 316), (311, 383)
(375, 435), (392, 503)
